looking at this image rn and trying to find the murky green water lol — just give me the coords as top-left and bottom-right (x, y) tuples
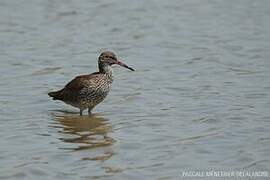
(1, 0), (270, 179)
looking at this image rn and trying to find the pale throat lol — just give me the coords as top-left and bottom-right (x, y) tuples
(99, 63), (113, 77)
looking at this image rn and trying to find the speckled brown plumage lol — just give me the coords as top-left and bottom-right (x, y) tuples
(48, 51), (134, 115)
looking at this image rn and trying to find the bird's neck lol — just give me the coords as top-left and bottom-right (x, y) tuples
(99, 63), (113, 77)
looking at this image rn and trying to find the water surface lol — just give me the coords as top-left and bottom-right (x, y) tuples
(0, 0), (270, 179)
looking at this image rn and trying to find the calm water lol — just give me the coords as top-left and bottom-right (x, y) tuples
(0, 0), (270, 179)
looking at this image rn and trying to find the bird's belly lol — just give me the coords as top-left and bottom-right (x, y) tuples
(78, 85), (111, 109)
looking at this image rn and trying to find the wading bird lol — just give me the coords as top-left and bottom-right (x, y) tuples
(48, 51), (134, 115)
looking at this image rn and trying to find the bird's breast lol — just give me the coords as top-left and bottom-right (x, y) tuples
(79, 75), (112, 103)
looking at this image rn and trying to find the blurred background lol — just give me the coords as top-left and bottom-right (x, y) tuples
(0, 0), (270, 179)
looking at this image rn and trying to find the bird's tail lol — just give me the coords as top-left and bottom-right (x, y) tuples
(48, 90), (62, 100)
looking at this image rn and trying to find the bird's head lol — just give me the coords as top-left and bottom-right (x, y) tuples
(98, 51), (134, 71)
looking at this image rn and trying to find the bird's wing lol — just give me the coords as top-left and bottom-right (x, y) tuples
(57, 72), (100, 102)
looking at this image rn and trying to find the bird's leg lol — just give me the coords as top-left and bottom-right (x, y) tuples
(80, 109), (83, 116)
(88, 108), (92, 116)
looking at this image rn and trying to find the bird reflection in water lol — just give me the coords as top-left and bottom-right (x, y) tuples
(51, 111), (115, 161)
